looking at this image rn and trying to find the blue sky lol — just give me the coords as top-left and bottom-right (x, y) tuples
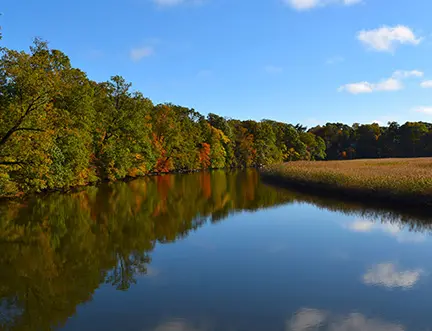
(1, 0), (432, 126)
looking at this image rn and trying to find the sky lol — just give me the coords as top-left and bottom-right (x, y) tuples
(1, 0), (432, 126)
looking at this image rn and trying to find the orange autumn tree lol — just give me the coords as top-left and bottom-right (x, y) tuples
(199, 143), (211, 169)
(150, 104), (181, 173)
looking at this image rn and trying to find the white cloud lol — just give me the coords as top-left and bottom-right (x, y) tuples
(339, 70), (423, 94)
(338, 82), (373, 94)
(420, 80), (432, 88)
(413, 106), (432, 114)
(287, 308), (404, 331)
(375, 78), (403, 91)
(265, 65), (284, 74)
(338, 78), (402, 94)
(284, 0), (361, 11)
(392, 70), (423, 78)
(363, 263), (422, 289)
(357, 25), (422, 52)
(130, 46), (154, 61)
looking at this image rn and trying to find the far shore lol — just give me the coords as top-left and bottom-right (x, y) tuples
(261, 158), (432, 209)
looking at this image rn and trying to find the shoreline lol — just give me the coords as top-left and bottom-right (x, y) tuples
(260, 165), (432, 210)
(261, 173), (432, 209)
(0, 167), (247, 202)
(261, 175), (432, 222)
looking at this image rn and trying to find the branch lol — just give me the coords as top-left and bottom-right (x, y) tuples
(0, 93), (50, 147)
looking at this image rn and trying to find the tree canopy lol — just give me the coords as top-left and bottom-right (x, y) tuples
(1, 38), (431, 197)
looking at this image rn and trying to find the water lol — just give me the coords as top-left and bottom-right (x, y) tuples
(1, 170), (432, 331)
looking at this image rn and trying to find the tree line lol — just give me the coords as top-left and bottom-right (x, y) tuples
(310, 122), (432, 160)
(1, 39), (431, 197)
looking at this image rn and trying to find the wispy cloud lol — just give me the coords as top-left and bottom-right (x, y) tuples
(283, 0), (361, 11)
(357, 25), (422, 52)
(338, 70), (423, 94)
(130, 46), (154, 62)
(413, 106), (432, 114)
(338, 79), (402, 94)
(264, 65), (283, 74)
(392, 70), (423, 79)
(420, 80), (432, 88)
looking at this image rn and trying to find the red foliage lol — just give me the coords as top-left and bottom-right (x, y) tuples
(199, 143), (211, 169)
(152, 133), (172, 173)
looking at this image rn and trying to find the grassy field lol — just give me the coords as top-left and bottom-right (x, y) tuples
(261, 158), (432, 207)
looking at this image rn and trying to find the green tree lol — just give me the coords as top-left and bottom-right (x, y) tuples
(93, 76), (154, 180)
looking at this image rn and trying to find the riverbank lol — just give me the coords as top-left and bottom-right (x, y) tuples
(0, 167), (213, 201)
(261, 158), (432, 208)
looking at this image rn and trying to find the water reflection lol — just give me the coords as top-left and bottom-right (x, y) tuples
(363, 263), (423, 289)
(0, 169), (431, 330)
(0, 170), (292, 330)
(152, 318), (212, 331)
(288, 308), (404, 331)
(346, 219), (427, 243)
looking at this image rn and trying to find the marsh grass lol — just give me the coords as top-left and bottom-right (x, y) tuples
(262, 158), (432, 207)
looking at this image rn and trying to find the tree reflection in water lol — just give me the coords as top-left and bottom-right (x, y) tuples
(0, 169), (430, 330)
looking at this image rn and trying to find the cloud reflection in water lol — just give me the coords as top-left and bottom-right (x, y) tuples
(287, 308), (404, 331)
(363, 263), (422, 289)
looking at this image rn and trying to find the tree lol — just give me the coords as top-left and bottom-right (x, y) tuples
(93, 76), (154, 180)
(0, 39), (95, 194)
(399, 122), (428, 157)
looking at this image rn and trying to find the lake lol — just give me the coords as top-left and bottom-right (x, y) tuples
(0, 169), (431, 331)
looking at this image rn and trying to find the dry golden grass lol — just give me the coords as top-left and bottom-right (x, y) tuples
(262, 158), (432, 205)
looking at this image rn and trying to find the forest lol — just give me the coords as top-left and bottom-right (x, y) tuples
(1, 38), (432, 197)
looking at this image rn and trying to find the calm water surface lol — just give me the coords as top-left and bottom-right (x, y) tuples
(1, 170), (432, 331)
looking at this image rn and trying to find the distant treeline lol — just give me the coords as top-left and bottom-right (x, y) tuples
(0, 39), (431, 197)
(310, 122), (432, 160)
